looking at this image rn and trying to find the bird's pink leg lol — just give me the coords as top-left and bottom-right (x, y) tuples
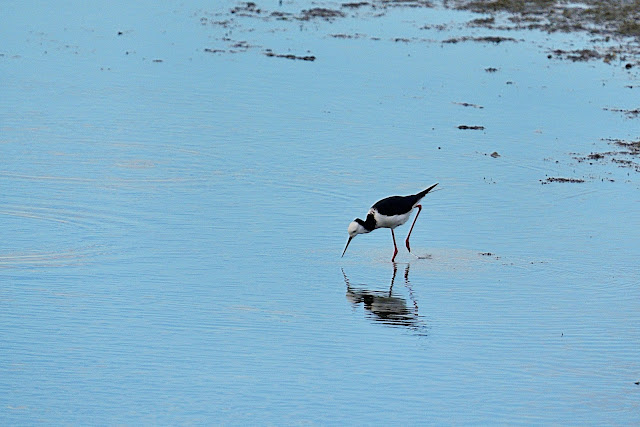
(405, 205), (422, 253)
(391, 228), (398, 262)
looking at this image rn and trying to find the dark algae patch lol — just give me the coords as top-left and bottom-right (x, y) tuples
(550, 48), (607, 62)
(300, 8), (346, 20)
(205, 1), (640, 66)
(604, 107), (640, 118)
(453, 102), (484, 109)
(342, 2), (370, 8)
(541, 177), (586, 184)
(264, 50), (316, 61)
(572, 138), (640, 174)
(451, 0), (640, 37)
(442, 36), (518, 44)
(202, 1), (640, 183)
(450, 0), (640, 67)
(612, 139), (640, 154)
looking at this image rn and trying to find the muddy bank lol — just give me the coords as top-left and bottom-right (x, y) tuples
(450, 0), (640, 68)
(204, 0), (640, 66)
(573, 138), (640, 174)
(449, 0), (640, 40)
(201, 0), (640, 182)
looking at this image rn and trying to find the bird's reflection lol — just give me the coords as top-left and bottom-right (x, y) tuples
(343, 264), (426, 334)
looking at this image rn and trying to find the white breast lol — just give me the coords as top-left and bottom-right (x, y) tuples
(371, 209), (412, 229)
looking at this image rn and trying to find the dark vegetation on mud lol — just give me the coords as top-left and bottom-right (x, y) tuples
(202, 0), (640, 182)
(207, 0), (640, 66)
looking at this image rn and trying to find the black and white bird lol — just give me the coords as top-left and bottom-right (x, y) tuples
(341, 183), (438, 262)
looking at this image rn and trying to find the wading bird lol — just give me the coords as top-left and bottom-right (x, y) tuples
(342, 183), (438, 262)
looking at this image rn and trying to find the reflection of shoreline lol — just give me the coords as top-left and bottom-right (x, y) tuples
(342, 264), (425, 333)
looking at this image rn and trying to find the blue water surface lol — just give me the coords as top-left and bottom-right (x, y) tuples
(1, 1), (639, 424)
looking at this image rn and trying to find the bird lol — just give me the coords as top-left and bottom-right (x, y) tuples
(342, 183), (438, 262)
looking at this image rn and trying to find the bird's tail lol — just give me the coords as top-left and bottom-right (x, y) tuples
(416, 182), (438, 199)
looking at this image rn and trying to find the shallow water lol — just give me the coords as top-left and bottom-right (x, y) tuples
(2, 1), (640, 424)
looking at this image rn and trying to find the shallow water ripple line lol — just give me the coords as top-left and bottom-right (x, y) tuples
(0, 246), (109, 268)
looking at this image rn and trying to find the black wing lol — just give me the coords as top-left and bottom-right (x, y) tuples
(371, 195), (419, 216)
(371, 184), (438, 216)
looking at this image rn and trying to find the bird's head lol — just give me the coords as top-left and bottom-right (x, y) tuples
(342, 219), (368, 257)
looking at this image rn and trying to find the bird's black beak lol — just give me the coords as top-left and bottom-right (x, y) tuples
(342, 236), (354, 257)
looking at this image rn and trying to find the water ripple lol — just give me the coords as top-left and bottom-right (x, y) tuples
(0, 246), (108, 269)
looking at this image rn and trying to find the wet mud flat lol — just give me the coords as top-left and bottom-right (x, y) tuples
(204, 0), (640, 65)
(202, 0), (640, 184)
(573, 137), (640, 174)
(453, 1), (640, 179)
(447, 0), (640, 86)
